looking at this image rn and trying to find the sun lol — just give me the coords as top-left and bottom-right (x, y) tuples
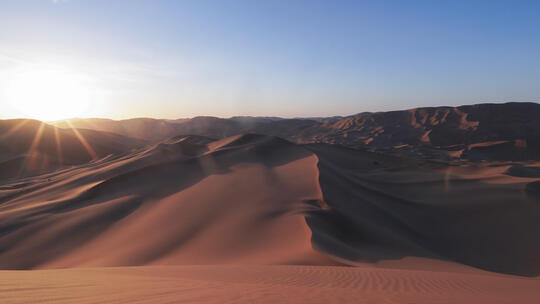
(5, 67), (93, 121)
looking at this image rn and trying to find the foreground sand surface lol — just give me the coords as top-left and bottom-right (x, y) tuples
(2, 265), (539, 304)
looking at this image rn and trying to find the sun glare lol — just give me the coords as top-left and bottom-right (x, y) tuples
(5, 67), (93, 121)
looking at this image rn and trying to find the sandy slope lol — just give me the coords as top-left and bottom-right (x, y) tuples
(0, 134), (333, 268)
(0, 119), (145, 179)
(1, 265), (539, 304)
(1, 133), (540, 302)
(1, 134), (540, 274)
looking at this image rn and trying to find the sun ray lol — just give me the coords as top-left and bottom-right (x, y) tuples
(65, 120), (98, 160)
(18, 122), (45, 177)
(1, 119), (29, 140)
(53, 126), (63, 166)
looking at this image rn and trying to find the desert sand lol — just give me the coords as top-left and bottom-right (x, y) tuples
(1, 126), (540, 302)
(2, 264), (540, 304)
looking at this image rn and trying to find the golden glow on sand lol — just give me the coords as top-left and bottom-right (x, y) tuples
(5, 67), (93, 121)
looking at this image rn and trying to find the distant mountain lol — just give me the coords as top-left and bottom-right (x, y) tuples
(50, 102), (540, 161)
(300, 102), (540, 161)
(51, 118), (186, 141)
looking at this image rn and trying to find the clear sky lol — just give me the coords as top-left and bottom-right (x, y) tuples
(1, 0), (539, 120)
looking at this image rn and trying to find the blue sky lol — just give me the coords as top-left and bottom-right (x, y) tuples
(1, 0), (539, 119)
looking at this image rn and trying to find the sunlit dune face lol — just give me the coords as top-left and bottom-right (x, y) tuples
(5, 68), (92, 121)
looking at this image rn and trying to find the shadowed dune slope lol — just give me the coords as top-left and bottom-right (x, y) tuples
(305, 144), (540, 276)
(0, 134), (539, 277)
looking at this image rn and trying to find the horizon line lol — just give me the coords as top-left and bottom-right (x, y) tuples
(1, 101), (539, 123)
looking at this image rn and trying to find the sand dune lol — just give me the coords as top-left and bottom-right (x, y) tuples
(1, 133), (540, 274)
(0, 119), (145, 180)
(306, 144), (540, 276)
(0, 134), (334, 268)
(1, 132), (540, 302)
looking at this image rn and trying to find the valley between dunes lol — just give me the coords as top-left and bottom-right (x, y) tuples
(1, 133), (540, 303)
